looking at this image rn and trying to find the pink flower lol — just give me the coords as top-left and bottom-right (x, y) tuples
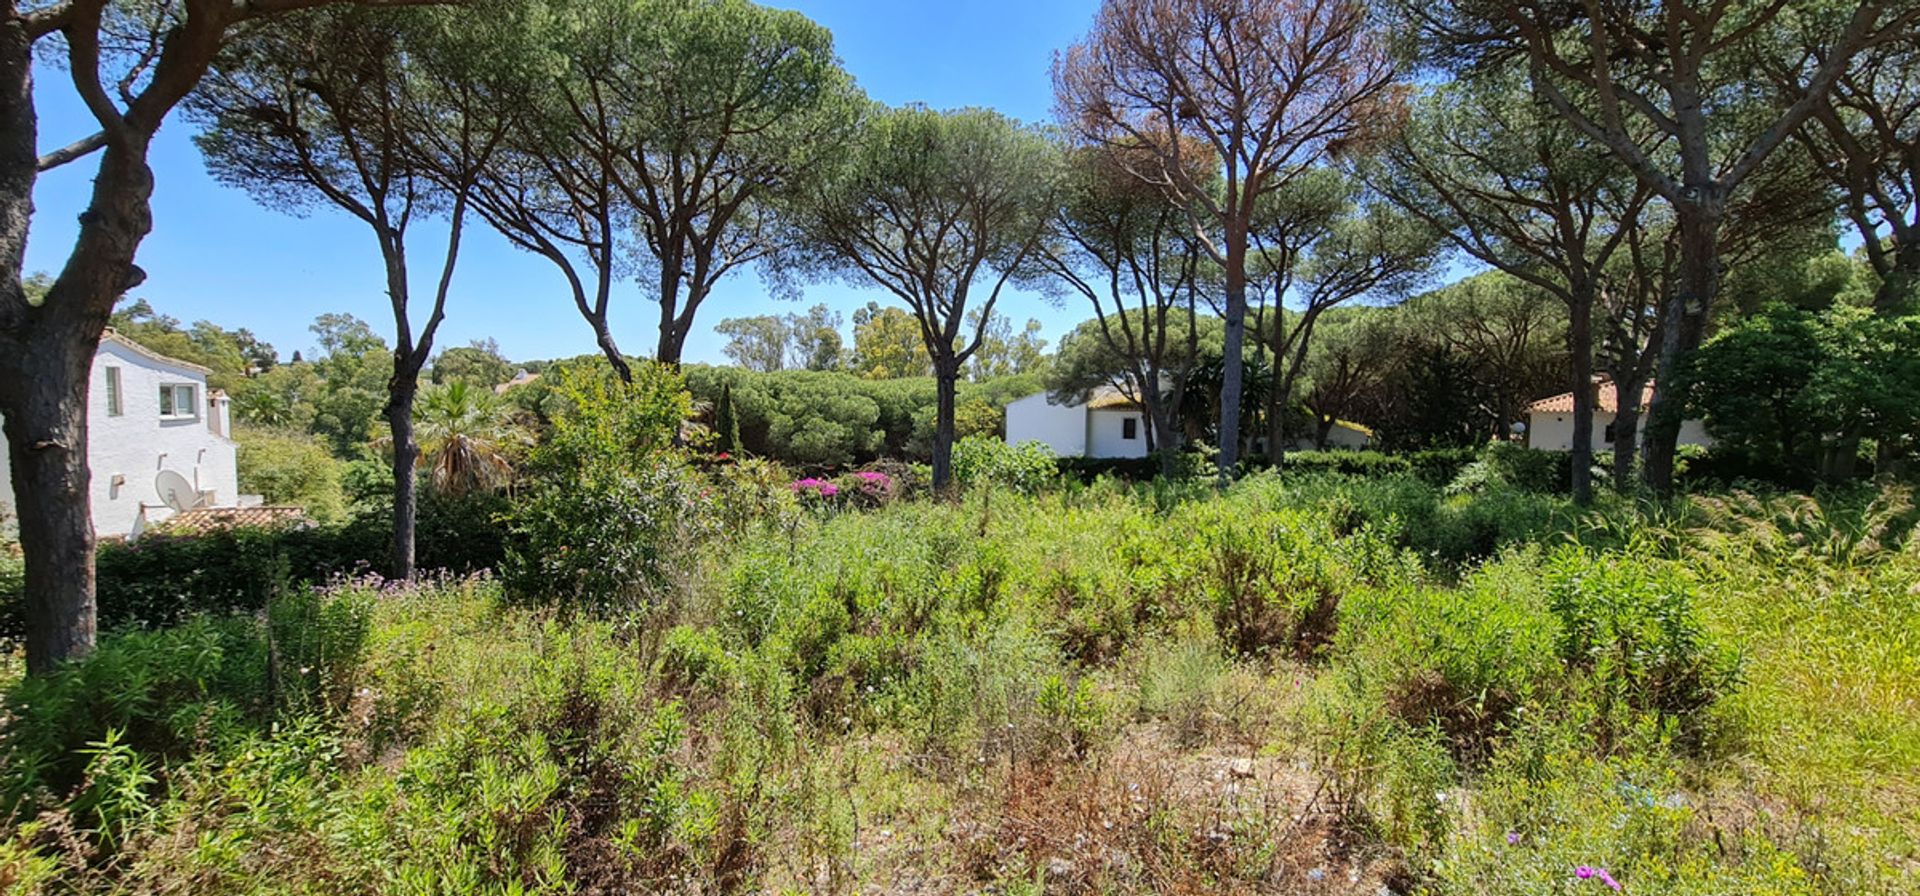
(790, 478), (838, 498)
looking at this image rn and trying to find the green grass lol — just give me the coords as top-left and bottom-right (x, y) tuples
(1, 473), (1916, 895)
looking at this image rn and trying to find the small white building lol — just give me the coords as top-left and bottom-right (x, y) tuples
(1289, 420), (1373, 452)
(1004, 387), (1150, 459)
(0, 331), (251, 540)
(1524, 380), (1713, 453)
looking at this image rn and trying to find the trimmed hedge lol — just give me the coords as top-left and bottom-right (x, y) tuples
(1058, 448), (1487, 486)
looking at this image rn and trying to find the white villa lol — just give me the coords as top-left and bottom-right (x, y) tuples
(1004, 387), (1150, 459)
(1524, 380), (1713, 453)
(0, 331), (253, 540)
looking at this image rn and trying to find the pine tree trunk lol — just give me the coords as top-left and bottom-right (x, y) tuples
(1216, 241), (1247, 487)
(1610, 378), (1643, 493)
(2, 24), (164, 671)
(1875, 238), (1919, 314)
(931, 359), (958, 490)
(1, 335), (99, 674)
(1265, 304), (1287, 468)
(1567, 291), (1595, 506)
(594, 319), (632, 383)
(386, 379), (419, 580)
(1643, 205), (1720, 495)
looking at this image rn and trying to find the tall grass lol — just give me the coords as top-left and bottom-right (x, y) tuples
(0, 474), (1913, 894)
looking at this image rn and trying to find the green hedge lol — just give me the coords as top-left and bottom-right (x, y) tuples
(1, 492), (506, 638)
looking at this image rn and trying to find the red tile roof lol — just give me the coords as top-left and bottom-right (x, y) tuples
(1525, 381), (1657, 415)
(148, 505), (313, 537)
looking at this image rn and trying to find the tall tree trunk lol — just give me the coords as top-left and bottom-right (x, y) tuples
(1642, 205), (1719, 495)
(1265, 302), (1287, 469)
(1567, 291), (1595, 506)
(1610, 371), (1644, 493)
(593, 318), (632, 383)
(2, 26), (161, 670)
(385, 379), (419, 580)
(1, 336), (98, 674)
(1216, 241), (1247, 486)
(931, 358), (958, 490)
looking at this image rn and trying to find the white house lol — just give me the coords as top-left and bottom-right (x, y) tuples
(1288, 420), (1373, 452)
(1004, 387), (1150, 459)
(1524, 380), (1713, 453)
(0, 331), (252, 540)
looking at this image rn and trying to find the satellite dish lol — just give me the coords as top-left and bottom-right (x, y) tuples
(155, 470), (197, 512)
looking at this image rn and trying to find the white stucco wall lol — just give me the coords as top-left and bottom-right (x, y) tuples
(0, 337), (239, 540)
(1086, 407), (1149, 459)
(1004, 392), (1088, 457)
(1526, 409), (1714, 453)
(1324, 423), (1371, 450)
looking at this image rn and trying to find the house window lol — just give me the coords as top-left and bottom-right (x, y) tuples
(104, 367), (123, 417)
(158, 383), (197, 419)
(1602, 421), (1618, 444)
(1122, 417), (1138, 440)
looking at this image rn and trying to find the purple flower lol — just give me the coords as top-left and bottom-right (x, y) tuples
(1575, 866), (1622, 892)
(1506, 831), (1521, 846)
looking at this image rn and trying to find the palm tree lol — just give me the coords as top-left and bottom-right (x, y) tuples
(412, 381), (523, 497)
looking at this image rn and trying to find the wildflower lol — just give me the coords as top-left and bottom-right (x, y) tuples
(1574, 866), (1622, 891)
(1506, 831), (1521, 845)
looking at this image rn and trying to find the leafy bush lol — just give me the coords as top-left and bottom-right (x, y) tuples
(0, 583), (370, 820)
(1327, 560), (1561, 760)
(22, 491), (509, 632)
(500, 461), (712, 613)
(1541, 548), (1739, 742)
(500, 362), (710, 612)
(950, 436), (1057, 494)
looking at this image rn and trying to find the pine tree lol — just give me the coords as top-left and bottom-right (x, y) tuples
(715, 382), (742, 455)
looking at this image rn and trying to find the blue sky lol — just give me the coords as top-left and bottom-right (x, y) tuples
(25, 0), (1102, 366)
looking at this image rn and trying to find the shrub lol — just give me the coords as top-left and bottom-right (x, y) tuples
(499, 460), (712, 613)
(1193, 505), (1351, 660)
(35, 491), (510, 632)
(1328, 563), (1561, 761)
(0, 583), (370, 820)
(951, 436), (1057, 494)
(1540, 548), (1740, 742)
(501, 361), (709, 612)
(836, 470), (899, 508)
(710, 457), (800, 534)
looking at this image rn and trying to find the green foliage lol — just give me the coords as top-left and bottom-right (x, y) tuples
(1541, 548), (1739, 741)
(950, 436), (1057, 494)
(1683, 304), (1920, 481)
(501, 361), (708, 612)
(305, 314), (394, 456)
(683, 365), (1037, 468)
(430, 339), (515, 389)
(712, 381), (742, 455)
(0, 584), (369, 821)
(234, 427), (348, 522)
(500, 461), (713, 612)
(2, 467), (1914, 894)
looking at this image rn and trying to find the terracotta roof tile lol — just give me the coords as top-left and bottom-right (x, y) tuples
(149, 505), (313, 537)
(1526, 381), (1657, 415)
